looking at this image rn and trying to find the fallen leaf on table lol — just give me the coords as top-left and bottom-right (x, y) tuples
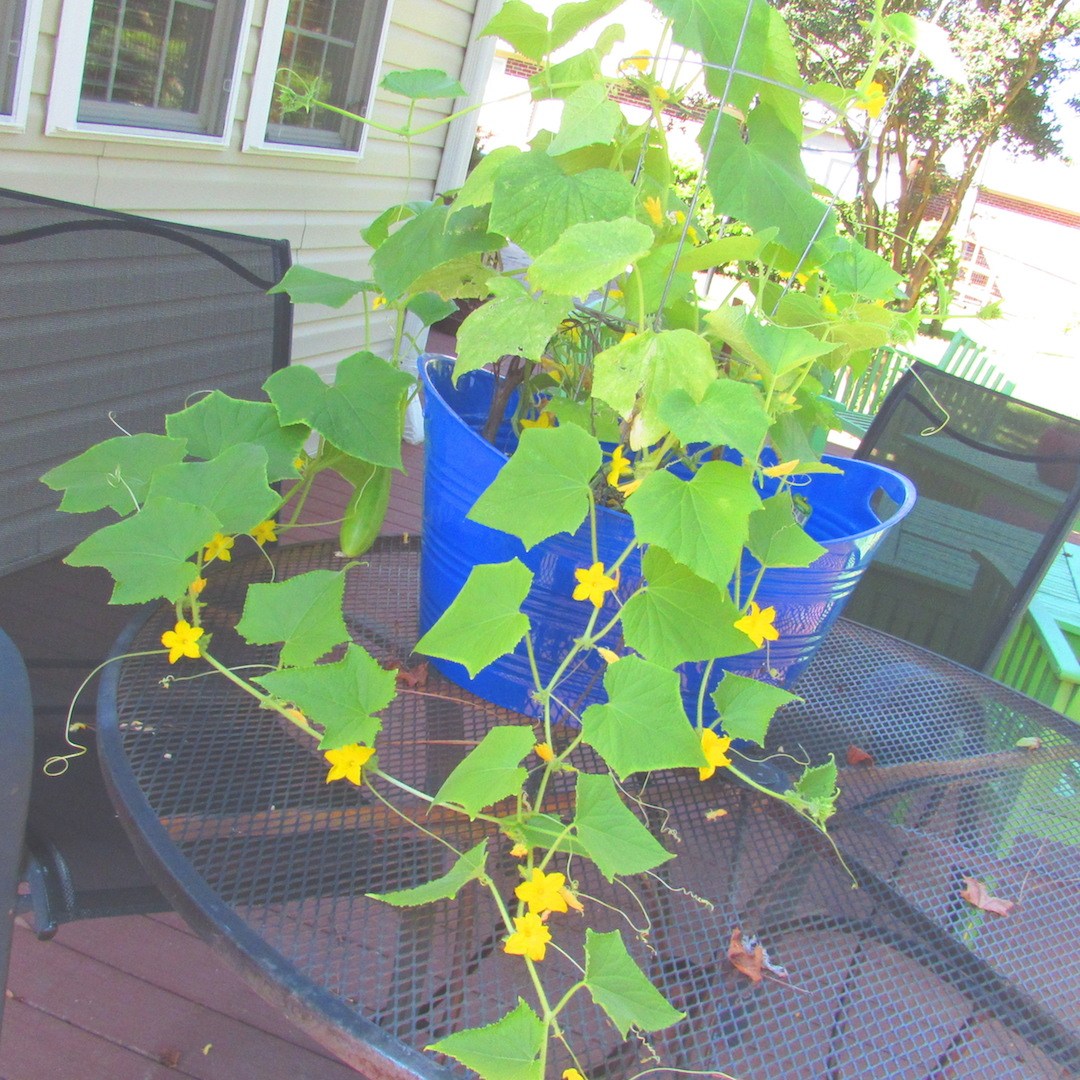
(1015, 736), (1042, 750)
(705, 808), (728, 820)
(960, 877), (1015, 916)
(847, 744), (874, 766)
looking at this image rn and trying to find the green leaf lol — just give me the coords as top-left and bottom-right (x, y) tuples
(706, 306), (834, 379)
(360, 201), (429, 249)
(452, 146), (522, 211)
(822, 239), (904, 301)
(515, 812), (592, 859)
(627, 461), (760, 587)
(481, 0), (551, 61)
(592, 329), (717, 449)
(65, 496), (218, 604)
(42, 434), (188, 516)
(584, 928), (685, 1037)
(416, 560), (533, 678)
(546, 81), (623, 155)
(254, 644), (397, 749)
(372, 201), (504, 301)
(549, 0), (626, 50)
(675, 229), (778, 273)
(380, 68), (465, 99)
(468, 425), (601, 548)
(368, 840), (488, 906)
(428, 999), (545, 1080)
(658, 379), (770, 459)
(711, 671), (799, 747)
(581, 657), (706, 779)
(701, 110), (834, 257)
(489, 150), (637, 256)
(405, 291), (458, 328)
(882, 13), (968, 85)
(528, 217), (653, 298)
(166, 391), (308, 482)
(573, 771), (674, 881)
(264, 351), (414, 470)
(619, 547), (755, 668)
(268, 264), (366, 308)
(793, 758), (839, 826)
(544, 395), (622, 443)
(146, 444), (278, 536)
(455, 281), (571, 378)
(235, 569), (349, 667)
(748, 493), (826, 569)
(627, 241), (694, 313)
(433, 725), (536, 818)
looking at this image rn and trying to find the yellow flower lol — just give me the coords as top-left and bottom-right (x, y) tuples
(856, 80), (886, 119)
(250, 519), (278, 545)
(560, 885), (585, 913)
(572, 562), (618, 608)
(821, 294), (838, 315)
(674, 210), (699, 243)
(606, 444), (633, 487)
(190, 576), (207, 595)
(516, 868), (569, 915)
(734, 601), (780, 648)
(204, 532), (234, 563)
(372, 294), (387, 310)
(559, 318), (582, 344)
(624, 52), (650, 72)
(324, 744), (376, 786)
(504, 912), (552, 961)
(699, 728), (733, 781)
(520, 411), (556, 429)
(534, 742), (555, 762)
(563, 1069), (587, 1080)
(643, 196), (664, 226)
(620, 330), (637, 343)
(608, 288), (624, 300)
(652, 84), (670, 103)
(161, 620), (204, 664)
(597, 646), (621, 664)
(293, 454), (306, 471)
(616, 477), (643, 497)
(510, 842), (529, 859)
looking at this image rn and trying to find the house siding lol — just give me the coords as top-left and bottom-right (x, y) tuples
(2, 0), (480, 378)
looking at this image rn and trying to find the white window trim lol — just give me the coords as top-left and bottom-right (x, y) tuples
(242, 0), (394, 160)
(1, 0), (44, 130)
(46, 0), (254, 147)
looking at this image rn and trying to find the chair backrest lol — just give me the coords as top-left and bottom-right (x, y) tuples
(0, 186), (293, 576)
(0, 626), (33, 1029)
(0, 188), (293, 934)
(847, 362), (1080, 670)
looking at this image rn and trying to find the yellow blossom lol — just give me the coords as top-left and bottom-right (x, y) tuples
(734, 600), (780, 648)
(560, 885), (585, 913)
(616, 477), (643, 497)
(534, 742), (555, 762)
(624, 53), (650, 72)
(597, 646), (622, 664)
(520, 411), (556, 429)
(620, 330), (637, 343)
(559, 319), (582, 344)
(652, 84), (670, 103)
(372, 294), (387, 310)
(855, 80), (886, 119)
(563, 1071), (587, 1080)
(674, 210), (699, 243)
(821, 294), (838, 315)
(190, 576), (207, 595)
(510, 842), (529, 858)
(250, 519), (278, 545)
(572, 562), (618, 608)
(324, 743), (376, 786)
(516, 868), (570, 915)
(643, 196), (664, 226)
(699, 728), (733, 780)
(204, 532), (234, 563)
(293, 455), (306, 471)
(161, 620), (204, 664)
(504, 912), (552, 961)
(608, 288), (624, 300)
(606, 444), (633, 487)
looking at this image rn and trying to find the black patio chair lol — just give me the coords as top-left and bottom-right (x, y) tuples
(0, 187), (293, 935)
(844, 361), (1080, 671)
(0, 627), (32, 1030)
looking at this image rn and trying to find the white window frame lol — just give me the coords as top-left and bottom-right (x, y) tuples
(0, 0), (44, 130)
(243, 0), (393, 159)
(46, 0), (254, 146)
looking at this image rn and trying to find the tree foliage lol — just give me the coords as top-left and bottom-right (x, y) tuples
(775, 0), (1080, 310)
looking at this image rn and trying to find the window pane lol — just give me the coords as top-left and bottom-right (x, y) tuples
(267, 0), (386, 150)
(1, 0), (28, 116)
(78, 0), (240, 135)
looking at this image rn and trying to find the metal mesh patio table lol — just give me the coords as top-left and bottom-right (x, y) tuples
(96, 537), (1080, 1079)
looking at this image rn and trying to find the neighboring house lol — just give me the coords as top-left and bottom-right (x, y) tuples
(1, 0), (498, 378)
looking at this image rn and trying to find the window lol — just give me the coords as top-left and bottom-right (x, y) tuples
(48, 0), (250, 142)
(245, 0), (390, 155)
(1, 0), (43, 128)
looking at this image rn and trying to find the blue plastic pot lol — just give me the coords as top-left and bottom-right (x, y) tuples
(419, 356), (916, 723)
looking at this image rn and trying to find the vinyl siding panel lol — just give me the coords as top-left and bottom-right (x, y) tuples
(2, 0), (480, 380)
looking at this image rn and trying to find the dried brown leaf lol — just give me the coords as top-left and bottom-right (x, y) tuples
(960, 877), (1015, 916)
(728, 927), (764, 983)
(846, 744), (874, 766)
